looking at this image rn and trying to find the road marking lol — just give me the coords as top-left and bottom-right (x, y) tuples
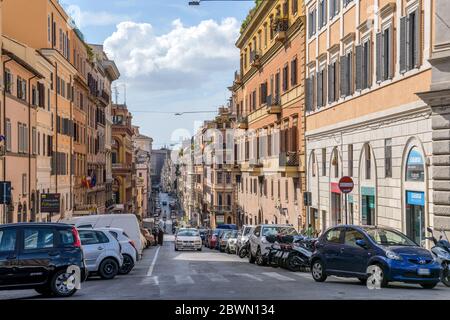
(175, 275), (195, 285)
(205, 273), (230, 282)
(235, 273), (263, 282)
(291, 272), (312, 279)
(146, 246), (160, 277)
(140, 276), (159, 286)
(262, 272), (296, 281)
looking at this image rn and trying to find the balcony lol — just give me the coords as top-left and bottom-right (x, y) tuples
(233, 71), (242, 86)
(213, 205), (233, 213)
(273, 18), (289, 42)
(250, 50), (262, 68)
(266, 95), (281, 114)
(279, 151), (300, 177)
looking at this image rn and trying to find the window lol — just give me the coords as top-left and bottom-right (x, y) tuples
(32, 127), (37, 155)
(385, 139), (392, 178)
(260, 82), (268, 105)
(317, 67), (326, 108)
(59, 229), (75, 246)
(18, 123), (28, 154)
(0, 229), (16, 252)
(318, 0), (327, 28)
(305, 73), (316, 111)
(17, 77), (27, 100)
(308, 8), (317, 37)
(285, 180), (288, 200)
(322, 148), (326, 176)
(343, 0), (353, 7)
(48, 15), (51, 43)
(325, 228), (343, 243)
(292, 0), (298, 15)
(376, 25), (393, 82)
(22, 174), (27, 195)
(291, 58), (298, 86)
(6, 119), (11, 152)
(400, 8), (421, 73)
(79, 230), (109, 245)
(365, 144), (371, 180)
(356, 39), (371, 91)
(264, 23), (268, 48)
(278, 180), (281, 199)
(328, 59), (338, 103)
(332, 149), (339, 178)
(344, 229), (365, 247)
(4, 69), (13, 94)
(406, 147), (424, 182)
(282, 64), (289, 92)
(329, 0), (340, 19)
(348, 144), (353, 176)
(340, 51), (353, 97)
(24, 228), (54, 250)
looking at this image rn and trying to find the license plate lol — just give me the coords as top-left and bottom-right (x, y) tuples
(417, 268), (430, 275)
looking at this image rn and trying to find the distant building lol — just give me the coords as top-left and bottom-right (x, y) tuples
(151, 148), (171, 187)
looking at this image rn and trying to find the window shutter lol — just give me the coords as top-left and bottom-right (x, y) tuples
(328, 64), (334, 102)
(317, 71), (322, 108)
(376, 32), (383, 82)
(305, 77), (312, 111)
(388, 26), (394, 79)
(340, 55), (347, 97)
(400, 16), (407, 73)
(355, 45), (363, 91)
(366, 40), (372, 88)
(335, 0), (340, 15)
(413, 8), (421, 68)
(330, 0), (334, 18)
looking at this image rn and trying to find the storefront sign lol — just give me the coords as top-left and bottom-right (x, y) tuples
(40, 193), (61, 213)
(407, 191), (425, 206)
(361, 186), (375, 196)
(216, 215), (225, 224)
(331, 183), (341, 194)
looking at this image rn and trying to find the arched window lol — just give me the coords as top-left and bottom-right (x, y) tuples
(331, 148), (339, 178)
(227, 216), (232, 224)
(406, 147), (425, 182)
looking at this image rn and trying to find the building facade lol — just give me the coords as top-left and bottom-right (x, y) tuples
(304, 0), (450, 243)
(231, 0), (307, 230)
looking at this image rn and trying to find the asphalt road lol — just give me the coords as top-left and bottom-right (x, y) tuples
(2, 229), (450, 300)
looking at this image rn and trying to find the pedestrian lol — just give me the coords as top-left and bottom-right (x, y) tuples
(305, 224), (314, 238)
(158, 226), (164, 246)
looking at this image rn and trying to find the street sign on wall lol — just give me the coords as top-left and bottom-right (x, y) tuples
(40, 193), (61, 213)
(338, 176), (354, 194)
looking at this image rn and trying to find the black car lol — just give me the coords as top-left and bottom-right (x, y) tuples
(0, 223), (87, 297)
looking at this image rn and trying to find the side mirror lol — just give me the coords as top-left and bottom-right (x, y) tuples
(355, 239), (367, 248)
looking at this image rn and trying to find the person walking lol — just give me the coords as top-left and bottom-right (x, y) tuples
(158, 227), (164, 246)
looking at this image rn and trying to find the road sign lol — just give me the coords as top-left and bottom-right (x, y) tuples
(0, 181), (11, 205)
(338, 176), (354, 194)
(41, 193), (61, 213)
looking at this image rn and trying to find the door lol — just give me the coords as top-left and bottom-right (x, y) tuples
(0, 228), (19, 286)
(341, 228), (371, 275)
(361, 195), (375, 225)
(78, 230), (106, 271)
(17, 227), (57, 285)
(406, 203), (425, 244)
(321, 227), (344, 271)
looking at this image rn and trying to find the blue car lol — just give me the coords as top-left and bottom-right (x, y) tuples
(310, 225), (441, 289)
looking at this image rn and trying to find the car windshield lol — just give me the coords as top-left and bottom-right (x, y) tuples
(364, 228), (417, 246)
(262, 226), (298, 237)
(177, 230), (199, 237)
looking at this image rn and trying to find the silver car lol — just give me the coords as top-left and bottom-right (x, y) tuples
(78, 228), (124, 279)
(236, 225), (255, 253)
(98, 227), (138, 275)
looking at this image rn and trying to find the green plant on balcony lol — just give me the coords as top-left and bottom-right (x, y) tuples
(240, 0), (264, 34)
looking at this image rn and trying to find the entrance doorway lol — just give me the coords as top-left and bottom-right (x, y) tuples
(361, 195), (375, 225)
(331, 193), (341, 225)
(406, 191), (425, 244)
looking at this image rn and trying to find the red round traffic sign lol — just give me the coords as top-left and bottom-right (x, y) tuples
(338, 176), (354, 194)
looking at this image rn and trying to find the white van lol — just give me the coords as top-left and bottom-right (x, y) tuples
(62, 214), (144, 259)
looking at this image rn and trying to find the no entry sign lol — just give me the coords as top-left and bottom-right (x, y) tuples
(338, 176), (354, 194)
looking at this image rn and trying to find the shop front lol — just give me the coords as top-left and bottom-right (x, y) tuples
(361, 186), (375, 225)
(330, 183), (341, 226)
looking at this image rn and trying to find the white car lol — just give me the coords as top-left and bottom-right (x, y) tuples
(248, 224), (298, 266)
(97, 227), (138, 275)
(175, 229), (202, 251)
(236, 225), (255, 253)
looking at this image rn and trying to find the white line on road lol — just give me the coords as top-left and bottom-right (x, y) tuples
(235, 273), (264, 282)
(291, 272), (312, 279)
(262, 272), (296, 281)
(175, 275), (195, 285)
(147, 246), (161, 277)
(205, 273), (230, 282)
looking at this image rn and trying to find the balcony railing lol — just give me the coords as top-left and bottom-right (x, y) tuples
(279, 151), (300, 167)
(273, 18), (289, 42)
(236, 116), (248, 129)
(214, 205), (233, 213)
(266, 95), (281, 113)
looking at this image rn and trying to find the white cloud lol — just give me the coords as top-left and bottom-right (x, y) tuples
(65, 4), (131, 28)
(103, 18), (240, 91)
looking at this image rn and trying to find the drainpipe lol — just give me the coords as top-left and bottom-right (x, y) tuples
(2, 58), (13, 224)
(28, 75), (38, 222)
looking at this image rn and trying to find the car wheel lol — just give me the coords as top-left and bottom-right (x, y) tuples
(311, 260), (327, 282)
(248, 248), (256, 264)
(99, 258), (119, 280)
(256, 248), (266, 266)
(119, 254), (135, 275)
(50, 269), (78, 297)
(35, 285), (53, 296)
(366, 264), (388, 288)
(197, 248), (202, 251)
(420, 282), (438, 289)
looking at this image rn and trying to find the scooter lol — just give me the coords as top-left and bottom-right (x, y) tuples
(286, 236), (314, 272)
(427, 226), (450, 286)
(238, 239), (250, 258)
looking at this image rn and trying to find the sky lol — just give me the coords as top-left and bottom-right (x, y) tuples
(60, 0), (254, 149)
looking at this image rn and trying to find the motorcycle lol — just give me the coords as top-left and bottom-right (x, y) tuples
(427, 226), (450, 286)
(238, 239), (250, 258)
(285, 236), (315, 272)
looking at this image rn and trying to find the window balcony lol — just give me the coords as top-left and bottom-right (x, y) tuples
(273, 18), (289, 42)
(266, 95), (281, 114)
(213, 205), (233, 213)
(278, 151), (300, 177)
(236, 116), (248, 129)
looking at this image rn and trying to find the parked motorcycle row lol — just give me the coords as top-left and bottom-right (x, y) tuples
(201, 223), (450, 289)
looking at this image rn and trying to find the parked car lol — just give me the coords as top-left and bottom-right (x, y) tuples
(0, 223), (87, 297)
(225, 230), (239, 254)
(219, 230), (234, 252)
(310, 225), (442, 289)
(174, 229), (202, 251)
(98, 227), (137, 275)
(207, 229), (222, 249)
(236, 225), (254, 253)
(78, 228), (123, 280)
(62, 214), (144, 259)
(248, 224), (298, 266)
(142, 228), (156, 247)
